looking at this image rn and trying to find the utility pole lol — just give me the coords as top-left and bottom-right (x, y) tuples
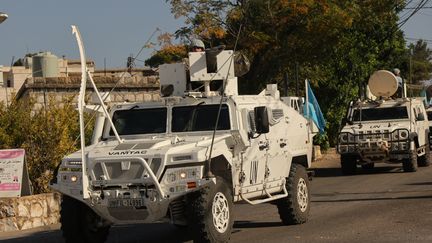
(409, 52), (413, 97)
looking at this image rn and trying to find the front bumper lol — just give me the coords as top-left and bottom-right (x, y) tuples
(337, 129), (411, 162)
(52, 156), (214, 224)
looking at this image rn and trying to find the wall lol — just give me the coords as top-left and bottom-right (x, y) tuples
(16, 75), (160, 110)
(0, 193), (60, 232)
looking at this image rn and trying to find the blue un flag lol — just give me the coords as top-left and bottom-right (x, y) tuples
(303, 80), (326, 134)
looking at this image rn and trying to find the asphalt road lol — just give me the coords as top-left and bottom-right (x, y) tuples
(2, 152), (432, 243)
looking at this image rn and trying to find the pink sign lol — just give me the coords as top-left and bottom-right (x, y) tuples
(0, 149), (25, 197)
(0, 183), (20, 191)
(0, 150), (25, 159)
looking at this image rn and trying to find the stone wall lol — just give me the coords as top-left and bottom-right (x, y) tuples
(15, 75), (161, 110)
(0, 193), (60, 232)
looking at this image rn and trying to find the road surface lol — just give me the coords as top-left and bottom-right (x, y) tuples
(1, 151), (432, 242)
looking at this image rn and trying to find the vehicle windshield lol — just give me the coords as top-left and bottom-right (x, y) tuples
(110, 108), (167, 135)
(427, 111), (432, 121)
(352, 106), (408, 121)
(172, 104), (230, 132)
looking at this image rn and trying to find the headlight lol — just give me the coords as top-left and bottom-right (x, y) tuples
(70, 175), (78, 182)
(399, 130), (408, 139)
(392, 130), (409, 140)
(163, 166), (202, 184)
(339, 132), (354, 144)
(60, 173), (81, 183)
(67, 161), (82, 166)
(348, 133), (355, 143)
(162, 166), (203, 193)
(339, 133), (348, 143)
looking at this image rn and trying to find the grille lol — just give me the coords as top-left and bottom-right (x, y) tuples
(92, 158), (161, 181)
(357, 130), (390, 141)
(133, 143), (155, 149)
(105, 162), (144, 180)
(272, 109), (284, 120)
(113, 143), (136, 150)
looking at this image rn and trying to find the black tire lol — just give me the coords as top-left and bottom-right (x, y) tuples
(361, 163), (375, 170)
(341, 154), (357, 175)
(275, 163), (310, 225)
(61, 195), (110, 243)
(186, 177), (234, 243)
(402, 149), (418, 172)
(418, 142), (431, 167)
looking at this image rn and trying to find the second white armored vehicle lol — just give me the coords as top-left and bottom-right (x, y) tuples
(338, 70), (430, 174)
(51, 27), (318, 243)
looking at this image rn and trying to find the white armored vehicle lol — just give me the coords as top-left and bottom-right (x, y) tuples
(51, 27), (317, 243)
(427, 106), (432, 149)
(337, 70), (430, 174)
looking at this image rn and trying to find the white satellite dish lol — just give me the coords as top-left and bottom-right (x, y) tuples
(0, 12), (8, 24)
(368, 70), (398, 98)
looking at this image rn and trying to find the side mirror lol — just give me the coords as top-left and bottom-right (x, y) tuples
(417, 113), (425, 121)
(341, 117), (353, 126)
(341, 117), (347, 125)
(254, 106), (269, 134)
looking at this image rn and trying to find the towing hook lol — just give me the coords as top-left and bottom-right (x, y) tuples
(100, 186), (105, 199)
(145, 184), (149, 198)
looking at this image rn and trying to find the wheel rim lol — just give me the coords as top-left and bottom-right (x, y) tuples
(212, 192), (230, 233)
(297, 178), (309, 212)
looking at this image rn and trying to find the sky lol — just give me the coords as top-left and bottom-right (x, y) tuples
(0, 1), (431, 69)
(0, 0), (183, 68)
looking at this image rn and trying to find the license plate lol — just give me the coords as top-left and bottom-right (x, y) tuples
(108, 198), (145, 208)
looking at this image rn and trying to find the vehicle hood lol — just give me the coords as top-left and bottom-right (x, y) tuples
(83, 134), (233, 164)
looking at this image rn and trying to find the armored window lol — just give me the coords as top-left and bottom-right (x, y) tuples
(110, 108), (167, 135)
(172, 104), (230, 132)
(352, 107), (408, 121)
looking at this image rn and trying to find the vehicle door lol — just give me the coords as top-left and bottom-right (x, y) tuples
(239, 108), (268, 197)
(413, 105), (427, 147)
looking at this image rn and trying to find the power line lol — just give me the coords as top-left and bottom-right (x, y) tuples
(398, 0), (430, 28)
(419, 12), (432, 16)
(404, 6), (432, 9)
(406, 37), (432, 43)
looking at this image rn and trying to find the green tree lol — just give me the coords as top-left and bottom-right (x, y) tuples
(164, 0), (408, 146)
(0, 97), (94, 193)
(0, 100), (32, 149)
(408, 39), (432, 84)
(145, 44), (187, 68)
